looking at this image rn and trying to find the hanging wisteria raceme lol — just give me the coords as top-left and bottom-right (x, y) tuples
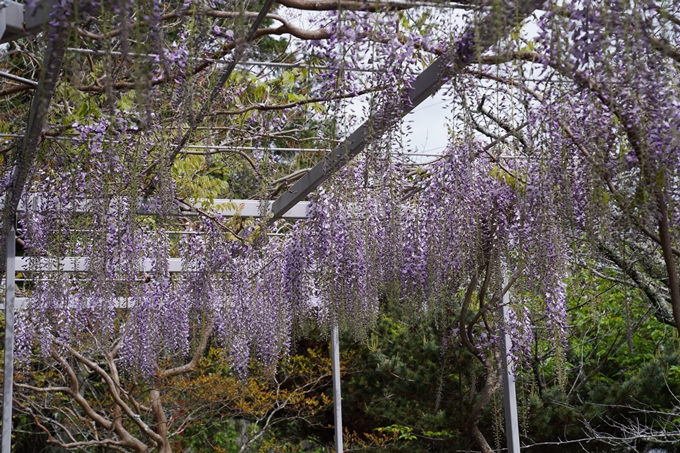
(16, 135), (571, 380)
(275, 138), (570, 355)
(513, 0), (680, 332)
(14, 108), (296, 374)
(282, 162), (383, 339)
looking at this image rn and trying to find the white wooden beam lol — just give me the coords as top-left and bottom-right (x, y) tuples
(2, 197), (311, 219)
(0, 1), (57, 44)
(4, 297), (165, 310)
(208, 199), (310, 219)
(14, 257), (186, 273)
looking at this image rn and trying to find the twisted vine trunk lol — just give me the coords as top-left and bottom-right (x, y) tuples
(458, 271), (502, 453)
(150, 388), (172, 453)
(656, 193), (680, 331)
(466, 367), (499, 453)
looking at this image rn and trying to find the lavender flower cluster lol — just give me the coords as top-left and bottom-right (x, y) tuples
(14, 134), (571, 379)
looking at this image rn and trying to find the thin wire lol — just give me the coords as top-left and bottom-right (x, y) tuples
(184, 145), (330, 152)
(65, 48), (378, 73)
(0, 132), (451, 157)
(0, 133), (331, 152)
(239, 60), (375, 72)
(164, 0), (277, 166)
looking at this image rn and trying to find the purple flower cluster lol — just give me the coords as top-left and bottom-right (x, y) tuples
(14, 129), (574, 378)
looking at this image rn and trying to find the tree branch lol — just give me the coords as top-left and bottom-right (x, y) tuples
(209, 86), (386, 116)
(66, 346), (163, 445)
(459, 273), (483, 360)
(647, 34), (680, 64)
(76, 24), (330, 93)
(655, 190), (680, 327)
(162, 324), (214, 378)
(49, 349), (114, 431)
(24, 410), (127, 451)
(0, 83), (34, 97)
(598, 240), (676, 327)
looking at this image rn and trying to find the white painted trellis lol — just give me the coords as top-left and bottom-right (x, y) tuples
(2, 197), (521, 453)
(1, 199), (345, 452)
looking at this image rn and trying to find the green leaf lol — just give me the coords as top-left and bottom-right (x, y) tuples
(118, 91), (136, 111)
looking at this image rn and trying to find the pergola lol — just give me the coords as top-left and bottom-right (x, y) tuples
(0, 0), (542, 451)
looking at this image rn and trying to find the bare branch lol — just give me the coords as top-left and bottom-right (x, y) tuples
(162, 324), (214, 378)
(209, 86), (386, 116)
(75, 25), (330, 93)
(599, 240), (676, 327)
(0, 83), (34, 96)
(647, 34), (680, 64)
(14, 383), (71, 393)
(49, 349), (114, 431)
(66, 346), (163, 445)
(276, 0), (413, 10)
(24, 410), (128, 451)
(270, 167), (311, 187)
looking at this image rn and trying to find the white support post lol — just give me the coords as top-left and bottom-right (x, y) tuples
(501, 278), (520, 453)
(2, 226), (15, 453)
(330, 323), (343, 453)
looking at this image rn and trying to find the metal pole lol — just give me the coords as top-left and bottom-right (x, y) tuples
(500, 278), (520, 453)
(331, 322), (343, 453)
(2, 226), (15, 453)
